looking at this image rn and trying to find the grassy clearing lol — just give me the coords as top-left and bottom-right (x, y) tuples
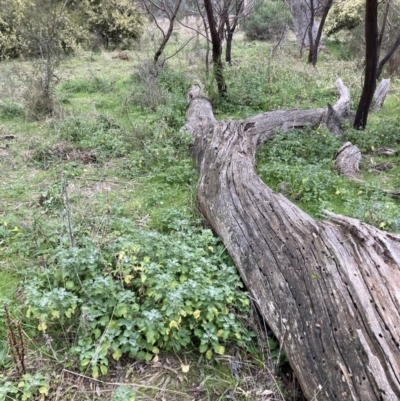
(0, 22), (399, 401)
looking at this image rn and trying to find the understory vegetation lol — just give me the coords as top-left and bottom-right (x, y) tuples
(0, 17), (399, 401)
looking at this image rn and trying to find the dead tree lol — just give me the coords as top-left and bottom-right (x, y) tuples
(182, 80), (400, 400)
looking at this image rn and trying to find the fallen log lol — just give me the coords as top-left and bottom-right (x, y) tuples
(182, 80), (400, 400)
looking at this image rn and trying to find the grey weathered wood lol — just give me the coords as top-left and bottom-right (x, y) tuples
(371, 79), (390, 110)
(182, 80), (400, 401)
(334, 142), (361, 179)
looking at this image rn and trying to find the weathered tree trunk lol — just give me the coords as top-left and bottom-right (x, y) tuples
(334, 142), (361, 179)
(182, 81), (400, 400)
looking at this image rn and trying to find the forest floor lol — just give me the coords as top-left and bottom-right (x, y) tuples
(0, 21), (399, 401)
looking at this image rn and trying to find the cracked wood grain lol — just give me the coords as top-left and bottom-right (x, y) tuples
(182, 80), (400, 400)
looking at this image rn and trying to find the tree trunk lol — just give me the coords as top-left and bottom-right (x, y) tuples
(308, 0), (333, 66)
(225, 0), (244, 64)
(354, 0), (378, 129)
(225, 19), (235, 64)
(204, 0), (227, 97)
(287, 0), (318, 49)
(182, 81), (400, 400)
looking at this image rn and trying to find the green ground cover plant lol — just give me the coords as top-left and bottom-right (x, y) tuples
(23, 219), (252, 378)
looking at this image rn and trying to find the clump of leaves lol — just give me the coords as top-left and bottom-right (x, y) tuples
(0, 373), (49, 401)
(24, 218), (253, 378)
(257, 126), (345, 215)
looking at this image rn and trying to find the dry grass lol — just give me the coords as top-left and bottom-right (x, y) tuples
(4, 344), (299, 401)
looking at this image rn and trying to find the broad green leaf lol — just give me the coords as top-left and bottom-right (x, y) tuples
(100, 365), (108, 375)
(199, 344), (208, 353)
(146, 329), (156, 343)
(169, 320), (179, 329)
(115, 305), (128, 317)
(65, 280), (74, 289)
(39, 386), (49, 395)
(112, 349), (123, 361)
(215, 345), (225, 355)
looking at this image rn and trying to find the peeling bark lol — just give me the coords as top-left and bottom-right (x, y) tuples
(182, 80), (400, 401)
